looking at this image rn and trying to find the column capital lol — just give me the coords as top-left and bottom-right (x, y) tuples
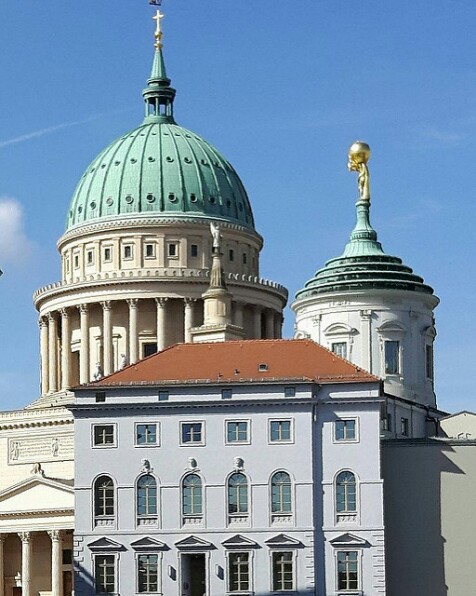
(47, 312), (56, 323)
(127, 298), (139, 309)
(0, 533), (5, 543)
(38, 316), (48, 329)
(47, 529), (63, 542)
(78, 303), (89, 315)
(59, 308), (69, 319)
(18, 531), (31, 543)
(184, 297), (197, 306)
(155, 297), (168, 308)
(101, 300), (112, 311)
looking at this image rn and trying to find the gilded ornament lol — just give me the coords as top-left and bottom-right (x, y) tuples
(348, 141), (371, 202)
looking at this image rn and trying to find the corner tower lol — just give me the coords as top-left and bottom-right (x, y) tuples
(292, 142), (439, 407)
(32, 10), (287, 404)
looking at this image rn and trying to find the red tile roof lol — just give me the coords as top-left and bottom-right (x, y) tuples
(92, 339), (378, 387)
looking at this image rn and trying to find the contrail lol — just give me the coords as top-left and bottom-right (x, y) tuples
(0, 109), (134, 149)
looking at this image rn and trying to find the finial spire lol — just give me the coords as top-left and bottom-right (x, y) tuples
(348, 141), (371, 203)
(153, 9), (165, 49)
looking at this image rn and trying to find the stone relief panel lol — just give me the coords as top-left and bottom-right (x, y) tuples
(7, 432), (73, 465)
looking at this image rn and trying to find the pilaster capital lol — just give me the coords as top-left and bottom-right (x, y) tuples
(18, 531), (31, 544)
(155, 297), (168, 308)
(127, 298), (139, 309)
(0, 533), (5, 544)
(360, 309), (373, 320)
(78, 303), (89, 315)
(101, 300), (112, 311)
(47, 529), (63, 542)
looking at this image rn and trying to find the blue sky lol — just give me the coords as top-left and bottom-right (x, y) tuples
(0, 1), (475, 412)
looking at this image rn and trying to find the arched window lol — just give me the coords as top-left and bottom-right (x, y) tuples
(137, 475), (157, 516)
(271, 471), (292, 513)
(94, 475), (114, 517)
(336, 471), (357, 513)
(183, 474), (202, 516)
(228, 473), (248, 514)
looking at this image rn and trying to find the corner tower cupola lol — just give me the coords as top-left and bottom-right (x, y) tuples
(142, 9), (176, 124)
(292, 142), (439, 408)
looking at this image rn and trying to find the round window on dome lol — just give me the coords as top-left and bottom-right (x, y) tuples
(130, 158), (137, 164)
(148, 157), (155, 163)
(90, 202), (97, 210)
(169, 193), (178, 203)
(184, 157), (192, 164)
(125, 195), (134, 204)
(78, 206), (83, 214)
(106, 197), (114, 207)
(114, 161), (121, 166)
(226, 200), (231, 208)
(190, 194), (197, 203)
(166, 156), (174, 163)
(146, 194), (155, 204)
(209, 197), (216, 205)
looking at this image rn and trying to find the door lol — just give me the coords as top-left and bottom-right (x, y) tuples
(181, 553), (206, 596)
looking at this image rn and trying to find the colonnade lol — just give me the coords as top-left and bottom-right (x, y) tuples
(0, 530), (67, 596)
(39, 298), (283, 395)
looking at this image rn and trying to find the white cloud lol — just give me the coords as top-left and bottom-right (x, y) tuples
(0, 197), (35, 265)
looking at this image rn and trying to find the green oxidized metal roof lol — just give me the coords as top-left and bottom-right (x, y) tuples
(295, 200), (437, 299)
(66, 48), (255, 232)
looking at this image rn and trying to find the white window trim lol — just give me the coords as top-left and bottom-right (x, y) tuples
(224, 419), (251, 446)
(167, 241), (180, 259)
(225, 549), (254, 594)
(333, 417), (360, 444)
(135, 551), (163, 594)
(135, 473), (160, 529)
(134, 422), (160, 448)
(180, 420), (206, 447)
(92, 552), (120, 595)
(103, 245), (113, 263)
(144, 242), (157, 260)
(268, 418), (295, 445)
(122, 244), (134, 261)
(334, 548), (362, 594)
(268, 469), (295, 527)
(180, 472), (205, 525)
(268, 548), (297, 593)
(91, 423), (118, 449)
(334, 469), (360, 524)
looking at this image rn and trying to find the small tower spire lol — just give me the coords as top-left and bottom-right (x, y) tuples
(142, 7), (176, 123)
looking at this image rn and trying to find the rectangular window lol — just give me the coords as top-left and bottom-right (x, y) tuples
(93, 425), (115, 447)
(269, 420), (292, 443)
(95, 391), (106, 403)
(123, 244), (133, 260)
(142, 343), (157, 358)
(385, 340), (400, 374)
(242, 253), (247, 265)
(137, 554), (158, 593)
(272, 551), (293, 591)
(168, 243), (177, 257)
(87, 250), (94, 265)
(332, 341), (348, 360)
(190, 244), (198, 257)
(335, 419), (357, 441)
(383, 410), (393, 432)
(73, 254), (79, 269)
(222, 388), (232, 399)
(229, 249), (234, 261)
(62, 549), (73, 565)
(136, 424), (158, 446)
(229, 552), (250, 592)
(104, 247), (112, 262)
(94, 554), (115, 594)
(401, 417), (409, 436)
(226, 421), (249, 443)
(144, 243), (156, 259)
(284, 386), (296, 398)
(426, 345), (434, 380)
(158, 390), (169, 402)
(337, 551), (359, 591)
(181, 422), (204, 445)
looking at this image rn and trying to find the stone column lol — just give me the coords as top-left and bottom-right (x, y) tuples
(48, 530), (63, 596)
(79, 304), (89, 384)
(155, 298), (168, 352)
(234, 302), (244, 329)
(360, 309), (373, 372)
(0, 534), (5, 596)
(253, 306), (262, 339)
(184, 298), (195, 343)
(128, 299), (139, 364)
(265, 309), (275, 339)
(39, 317), (49, 395)
(102, 301), (113, 376)
(60, 309), (71, 390)
(48, 313), (58, 393)
(19, 532), (31, 596)
(274, 312), (283, 339)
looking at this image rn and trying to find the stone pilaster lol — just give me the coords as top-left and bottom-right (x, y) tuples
(39, 317), (49, 395)
(48, 313), (58, 393)
(253, 306), (262, 339)
(265, 309), (275, 339)
(60, 309), (71, 390)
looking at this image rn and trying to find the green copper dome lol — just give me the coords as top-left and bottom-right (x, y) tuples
(66, 47), (255, 232)
(296, 200), (436, 299)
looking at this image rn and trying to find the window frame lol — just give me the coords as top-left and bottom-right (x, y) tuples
(227, 550), (252, 593)
(167, 242), (178, 258)
(103, 246), (113, 263)
(335, 549), (360, 593)
(284, 386), (296, 398)
(180, 421), (205, 446)
(227, 472), (249, 517)
(331, 341), (348, 360)
(190, 243), (199, 258)
(270, 471), (293, 517)
(182, 473), (204, 518)
(144, 243), (156, 259)
(92, 424), (117, 449)
(136, 552), (160, 594)
(270, 550), (295, 592)
(384, 339), (401, 375)
(335, 470), (358, 515)
(94, 553), (117, 594)
(333, 418), (359, 443)
(123, 244), (134, 261)
(268, 419), (294, 444)
(225, 419), (251, 445)
(135, 423), (159, 447)
(136, 474), (158, 520)
(401, 416), (410, 437)
(93, 475), (116, 524)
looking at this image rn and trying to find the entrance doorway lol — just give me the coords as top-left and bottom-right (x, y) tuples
(181, 553), (206, 596)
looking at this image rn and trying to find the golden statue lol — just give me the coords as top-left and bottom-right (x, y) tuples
(348, 141), (371, 202)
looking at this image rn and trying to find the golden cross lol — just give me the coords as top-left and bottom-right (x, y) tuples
(153, 9), (165, 48)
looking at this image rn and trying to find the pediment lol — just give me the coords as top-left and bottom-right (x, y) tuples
(0, 476), (74, 515)
(377, 321), (406, 335)
(131, 537), (168, 551)
(175, 535), (215, 550)
(324, 323), (358, 336)
(264, 534), (303, 548)
(221, 534), (259, 549)
(88, 537), (124, 551)
(329, 533), (369, 547)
